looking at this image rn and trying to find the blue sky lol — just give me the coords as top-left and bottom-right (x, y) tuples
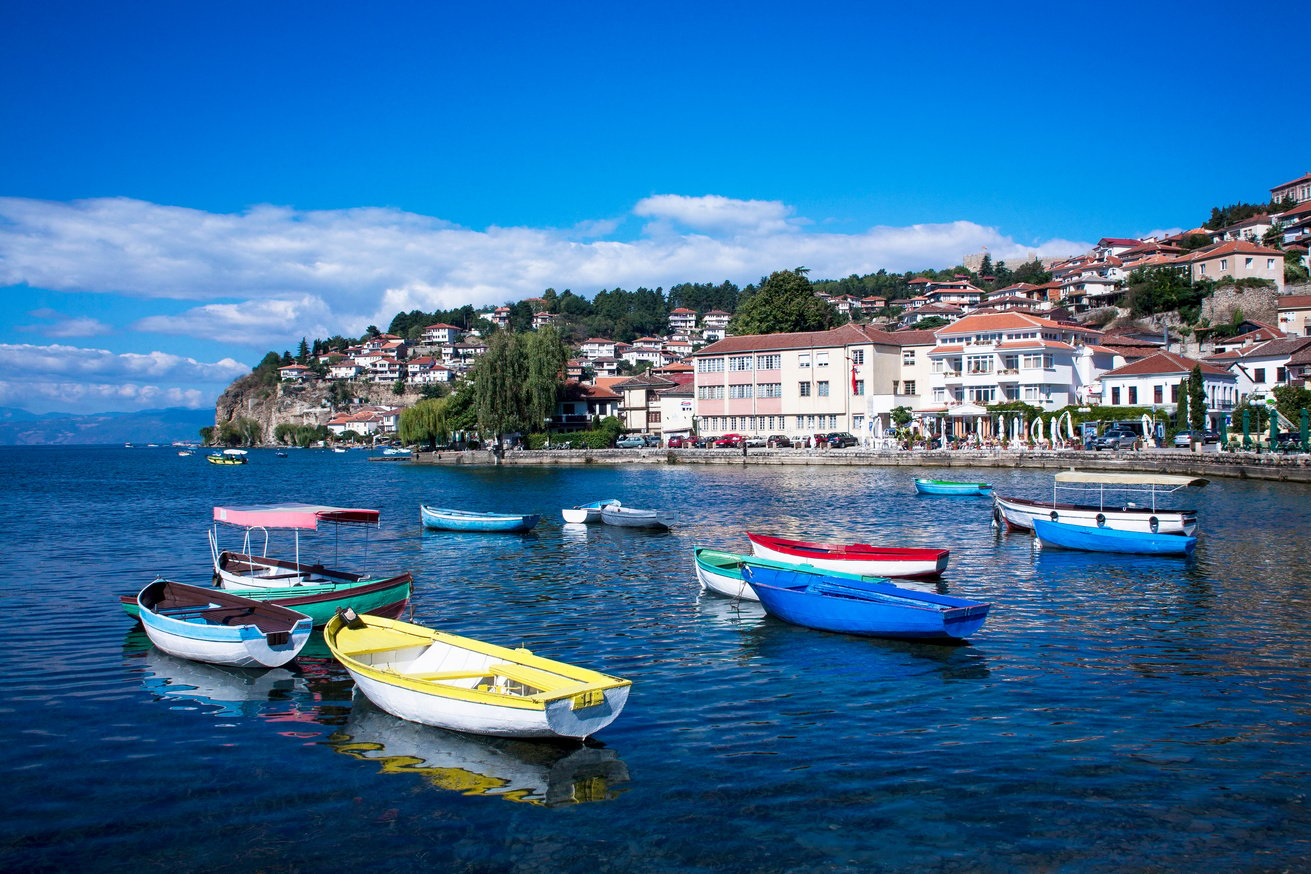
(0, 1), (1305, 413)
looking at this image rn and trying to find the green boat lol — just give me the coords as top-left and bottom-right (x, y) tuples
(119, 573), (412, 627)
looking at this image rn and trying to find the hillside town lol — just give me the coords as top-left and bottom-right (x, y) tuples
(262, 173), (1311, 448)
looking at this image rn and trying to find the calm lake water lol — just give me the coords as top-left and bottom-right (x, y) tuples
(2, 446), (1309, 873)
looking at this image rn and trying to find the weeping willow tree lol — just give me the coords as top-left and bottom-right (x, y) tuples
(399, 397), (453, 448)
(471, 327), (569, 447)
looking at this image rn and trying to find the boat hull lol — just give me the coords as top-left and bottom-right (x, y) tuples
(742, 565), (989, 641)
(747, 533), (948, 578)
(600, 507), (667, 529)
(561, 499), (620, 525)
(137, 580), (312, 668)
(915, 479), (992, 496)
(420, 506), (541, 533)
(1033, 518), (1196, 555)
(693, 548), (760, 600)
(994, 495), (1197, 535)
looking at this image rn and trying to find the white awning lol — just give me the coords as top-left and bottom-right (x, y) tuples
(1054, 471), (1208, 487)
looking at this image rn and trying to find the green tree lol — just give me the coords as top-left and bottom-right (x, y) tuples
(273, 423), (297, 445)
(399, 397), (454, 447)
(1273, 384), (1311, 424)
(199, 425), (215, 444)
(1188, 365), (1206, 431)
(890, 406), (912, 427)
(297, 337), (309, 361)
(522, 326), (569, 430)
(729, 268), (836, 336)
(473, 331), (530, 446)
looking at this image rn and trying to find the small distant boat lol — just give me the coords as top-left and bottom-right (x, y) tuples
(741, 564), (990, 641)
(178, 450), (194, 457)
(420, 505), (541, 533)
(137, 579), (312, 667)
(332, 447), (348, 453)
(206, 449), (248, 465)
(561, 499), (621, 524)
(1033, 518), (1197, 555)
(600, 505), (667, 529)
(275, 450), (288, 457)
(914, 478), (992, 496)
(747, 532), (948, 578)
(325, 609), (632, 738)
(382, 447), (412, 456)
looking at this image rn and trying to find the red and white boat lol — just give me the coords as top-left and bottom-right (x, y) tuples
(746, 532), (949, 578)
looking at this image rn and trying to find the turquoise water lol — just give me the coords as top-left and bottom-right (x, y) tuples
(2, 446), (1310, 872)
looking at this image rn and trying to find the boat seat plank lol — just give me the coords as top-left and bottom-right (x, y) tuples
(489, 662), (578, 693)
(404, 669), (493, 682)
(335, 627), (434, 656)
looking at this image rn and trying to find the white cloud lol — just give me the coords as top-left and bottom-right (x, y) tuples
(0, 343), (248, 413)
(0, 195), (1094, 346)
(20, 308), (113, 338)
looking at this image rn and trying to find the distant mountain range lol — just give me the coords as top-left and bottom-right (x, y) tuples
(0, 407), (215, 445)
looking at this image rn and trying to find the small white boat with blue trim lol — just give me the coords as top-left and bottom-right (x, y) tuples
(325, 609), (631, 739)
(994, 471), (1206, 535)
(137, 579), (312, 668)
(561, 499), (621, 524)
(420, 506), (541, 533)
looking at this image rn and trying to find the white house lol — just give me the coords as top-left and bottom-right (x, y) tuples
(420, 323), (461, 345)
(278, 364), (312, 381)
(1097, 351), (1238, 430)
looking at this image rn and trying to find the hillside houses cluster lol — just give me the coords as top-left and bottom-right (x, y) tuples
(281, 173), (1311, 444)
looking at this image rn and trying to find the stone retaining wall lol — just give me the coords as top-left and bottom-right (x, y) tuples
(411, 446), (1311, 483)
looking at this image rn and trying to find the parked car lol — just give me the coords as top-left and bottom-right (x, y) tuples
(666, 435), (688, 448)
(744, 435), (767, 447)
(615, 435), (645, 448)
(766, 434), (792, 448)
(641, 434), (661, 447)
(823, 432), (859, 448)
(1172, 429), (1221, 447)
(1092, 428), (1138, 450)
(712, 433), (745, 448)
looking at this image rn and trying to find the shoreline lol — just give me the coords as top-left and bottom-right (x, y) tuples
(411, 446), (1311, 484)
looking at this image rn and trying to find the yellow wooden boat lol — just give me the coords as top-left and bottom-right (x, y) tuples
(325, 610), (631, 739)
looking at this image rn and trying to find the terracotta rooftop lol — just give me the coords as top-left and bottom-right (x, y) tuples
(1101, 350), (1232, 379)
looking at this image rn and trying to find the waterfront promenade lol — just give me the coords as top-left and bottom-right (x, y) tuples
(413, 444), (1311, 483)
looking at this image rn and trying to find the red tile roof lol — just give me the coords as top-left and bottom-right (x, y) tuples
(1101, 350), (1233, 378)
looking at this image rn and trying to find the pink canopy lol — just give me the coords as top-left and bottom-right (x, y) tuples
(213, 503), (380, 529)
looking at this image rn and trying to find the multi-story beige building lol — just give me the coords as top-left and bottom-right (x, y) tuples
(689, 324), (931, 442)
(1184, 241), (1284, 289)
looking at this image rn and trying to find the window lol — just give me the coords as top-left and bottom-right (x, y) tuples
(967, 387), (995, 403)
(729, 356), (753, 372)
(1111, 386), (1121, 405)
(851, 350), (865, 365)
(853, 415), (864, 432)
(828, 415), (837, 429)
(728, 384), (754, 399)
(697, 385), (724, 400)
(1128, 386), (1138, 404)
(1200, 264), (1207, 275)
(805, 415), (816, 429)
(1171, 384), (1179, 402)
(650, 411), (661, 423)
(1154, 385), (1163, 404)
(1254, 368), (1266, 383)
(1220, 259), (1228, 270)
(1268, 258), (1276, 269)
(853, 380), (865, 396)
(966, 355), (993, 373)
(933, 387), (946, 402)
(757, 354), (781, 370)
(1277, 367), (1286, 382)
(799, 382), (811, 397)
(1245, 257), (1253, 268)
(798, 353), (810, 368)
(759, 383), (783, 398)
(817, 381), (830, 397)
(903, 380), (916, 396)
(902, 350), (916, 365)
(698, 357), (724, 373)
(816, 352), (829, 367)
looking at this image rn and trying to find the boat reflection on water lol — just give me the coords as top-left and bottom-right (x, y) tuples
(695, 591), (767, 629)
(135, 646), (313, 719)
(330, 698), (630, 806)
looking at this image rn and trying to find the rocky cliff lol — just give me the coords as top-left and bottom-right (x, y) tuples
(214, 374), (423, 444)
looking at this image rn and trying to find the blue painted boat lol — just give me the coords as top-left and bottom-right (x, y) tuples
(741, 564), (990, 641)
(137, 579), (313, 667)
(914, 478), (993, 496)
(420, 505), (541, 533)
(1033, 518), (1196, 555)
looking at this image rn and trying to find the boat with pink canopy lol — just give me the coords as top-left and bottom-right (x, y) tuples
(209, 503), (407, 593)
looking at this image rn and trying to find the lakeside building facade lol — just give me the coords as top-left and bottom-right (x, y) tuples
(1097, 351), (1238, 431)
